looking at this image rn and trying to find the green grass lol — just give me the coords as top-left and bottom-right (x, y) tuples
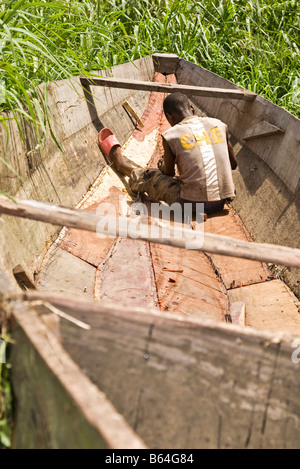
(0, 0), (299, 143)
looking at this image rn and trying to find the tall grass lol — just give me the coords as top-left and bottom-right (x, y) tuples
(0, 0), (299, 139)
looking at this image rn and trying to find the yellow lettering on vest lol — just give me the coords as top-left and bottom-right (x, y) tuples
(194, 133), (201, 147)
(210, 127), (224, 143)
(181, 134), (194, 149)
(195, 131), (212, 146)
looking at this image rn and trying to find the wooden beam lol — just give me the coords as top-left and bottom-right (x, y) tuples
(228, 280), (300, 335)
(122, 101), (144, 127)
(80, 76), (256, 101)
(10, 300), (147, 449)
(13, 265), (36, 291)
(0, 195), (300, 268)
(243, 121), (285, 141)
(152, 53), (180, 75)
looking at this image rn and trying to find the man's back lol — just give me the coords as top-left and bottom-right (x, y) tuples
(162, 115), (235, 202)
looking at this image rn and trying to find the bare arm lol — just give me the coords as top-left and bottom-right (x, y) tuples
(227, 132), (238, 170)
(158, 137), (176, 176)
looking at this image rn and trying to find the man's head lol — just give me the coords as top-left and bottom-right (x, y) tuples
(163, 92), (194, 126)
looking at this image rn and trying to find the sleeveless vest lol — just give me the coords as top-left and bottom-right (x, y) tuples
(162, 115), (235, 202)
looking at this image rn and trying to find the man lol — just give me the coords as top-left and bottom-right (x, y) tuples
(99, 92), (237, 214)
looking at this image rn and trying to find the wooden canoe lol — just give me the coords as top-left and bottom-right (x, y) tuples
(0, 53), (300, 449)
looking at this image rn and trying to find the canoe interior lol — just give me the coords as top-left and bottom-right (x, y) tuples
(8, 293), (300, 449)
(0, 56), (154, 286)
(0, 54), (299, 298)
(1, 53), (300, 449)
(174, 57), (300, 300)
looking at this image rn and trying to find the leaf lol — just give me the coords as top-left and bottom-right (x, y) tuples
(0, 430), (11, 448)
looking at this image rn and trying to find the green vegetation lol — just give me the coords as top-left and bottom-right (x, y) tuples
(0, 0), (299, 143)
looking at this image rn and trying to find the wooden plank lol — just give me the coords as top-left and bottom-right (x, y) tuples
(1, 195), (300, 268)
(204, 206), (271, 289)
(151, 243), (227, 321)
(9, 300), (147, 449)
(36, 247), (96, 298)
(81, 76), (257, 101)
(152, 53), (180, 75)
(58, 188), (123, 267)
(122, 101), (144, 128)
(49, 56), (154, 141)
(228, 279), (300, 335)
(8, 287), (297, 342)
(12, 265), (36, 291)
(16, 289), (300, 449)
(96, 238), (159, 309)
(243, 121), (285, 141)
(58, 225), (115, 268)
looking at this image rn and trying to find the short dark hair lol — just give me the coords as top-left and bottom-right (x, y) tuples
(163, 92), (191, 115)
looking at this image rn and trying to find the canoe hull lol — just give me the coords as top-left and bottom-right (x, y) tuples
(1, 54), (300, 449)
(6, 291), (300, 449)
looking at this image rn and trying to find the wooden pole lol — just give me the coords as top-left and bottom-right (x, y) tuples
(80, 76), (256, 101)
(8, 290), (158, 319)
(0, 195), (300, 267)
